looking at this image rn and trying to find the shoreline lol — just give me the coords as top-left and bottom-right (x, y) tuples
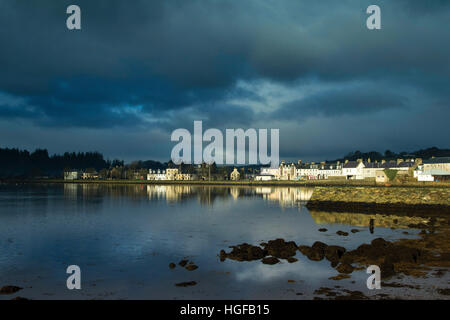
(2, 179), (449, 210)
(1, 178), (450, 188)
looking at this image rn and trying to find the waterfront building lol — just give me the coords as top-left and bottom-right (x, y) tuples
(166, 168), (179, 180)
(255, 174), (275, 181)
(147, 169), (168, 180)
(230, 168), (240, 181)
(422, 157), (450, 172)
(342, 160), (365, 180)
(64, 170), (80, 180)
(260, 167), (280, 180)
(81, 171), (99, 180)
(375, 170), (389, 183)
(279, 161), (297, 180)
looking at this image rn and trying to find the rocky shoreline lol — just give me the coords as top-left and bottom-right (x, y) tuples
(219, 214), (450, 300)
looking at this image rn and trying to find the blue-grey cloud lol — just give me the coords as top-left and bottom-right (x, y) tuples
(0, 0), (449, 160)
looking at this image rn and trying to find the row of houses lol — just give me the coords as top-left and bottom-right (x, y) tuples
(146, 167), (243, 181)
(256, 157), (450, 182)
(147, 168), (196, 181)
(64, 157), (450, 182)
(64, 170), (99, 180)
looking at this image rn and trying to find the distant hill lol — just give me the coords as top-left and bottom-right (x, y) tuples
(329, 147), (450, 163)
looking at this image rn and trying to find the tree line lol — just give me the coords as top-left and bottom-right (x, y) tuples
(0, 148), (124, 178)
(332, 147), (450, 163)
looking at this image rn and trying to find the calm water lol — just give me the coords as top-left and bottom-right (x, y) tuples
(0, 183), (445, 299)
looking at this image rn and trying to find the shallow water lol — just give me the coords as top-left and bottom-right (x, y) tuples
(0, 183), (447, 299)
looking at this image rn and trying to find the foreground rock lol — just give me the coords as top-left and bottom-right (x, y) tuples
(0, 286), (22, 295)
(325, 245), (347, 265)
(336, 263), (354, 274)
(11, 296), (29, 300)
(220, 239), (298, 264)
(178, 260), (189, 267)
(185, 264), (198, 271)
(298, 241), (327, 261)
(262, 257), (280, 265)
(296, 236), (429, 279)
(220, 243), (267, 262)
(220, 225), (447, 281)
(175, 281), (197, 287)
(262, 239), (298, 259)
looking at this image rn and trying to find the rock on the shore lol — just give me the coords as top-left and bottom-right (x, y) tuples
(175, 281), (197, 287)
(185, 264), (198, 271)
(11, 296), (29, 300)
(220, 243), (267, 262)
(325, 245), (347, 264)
(178, 260), (189, 267)
(0, 286), (23, 295)
(262, 239), (298, 259)
(262, 257), (280, 265)
(336, 263), (354, 274)
(298, 241), (328, 261)
(340, 237), (423, 279)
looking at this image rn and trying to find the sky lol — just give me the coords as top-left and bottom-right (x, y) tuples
(0, 0), (449, 163)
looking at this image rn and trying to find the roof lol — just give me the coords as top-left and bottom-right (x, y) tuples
(423, 157), (450, 164)
(397, 161), (415, 168)
(343, 161), (360, 168)
(364, 162), (382, 168)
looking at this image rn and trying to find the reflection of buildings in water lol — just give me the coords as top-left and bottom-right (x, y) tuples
(64, 184), (318, 210)
(255, 187), (273, 195)
(309, 210), (429, 229)
(146, 185), (193, 202)
(63, 183), (103, 209)
(257, 187), (314, 209)
(64, 183), (78, 199)
(230, 187), (240, 201)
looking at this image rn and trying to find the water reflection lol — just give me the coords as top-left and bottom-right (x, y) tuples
(63, 184), (315, 209)
(0, 183), (437, 300)
(258, 187), (314, 209)
(309, 210), (428, 229)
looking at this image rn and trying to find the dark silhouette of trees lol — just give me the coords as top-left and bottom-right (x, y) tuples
(0, 147), (112, 178)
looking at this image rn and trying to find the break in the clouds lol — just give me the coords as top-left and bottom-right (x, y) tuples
(0, 0), (449, 161)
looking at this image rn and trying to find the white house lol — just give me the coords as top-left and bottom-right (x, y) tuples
(147, 169), (168, 180)
(260, 167), (280, 180)
(64, 171), (80, 180)
(342, 161), (365, 180)
(255, 174), (275, 181)
(415, 169), (450, 182)
(297, 163), (320, 180)
(422, 157), (450, 172)
(230, 168), (240, 181)
(317, 163), (343, 179)
(279, 162), (297, 180)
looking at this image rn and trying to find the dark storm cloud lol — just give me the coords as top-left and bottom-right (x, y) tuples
(274, 83), (408, 120)
(0, 0), (449, 160)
